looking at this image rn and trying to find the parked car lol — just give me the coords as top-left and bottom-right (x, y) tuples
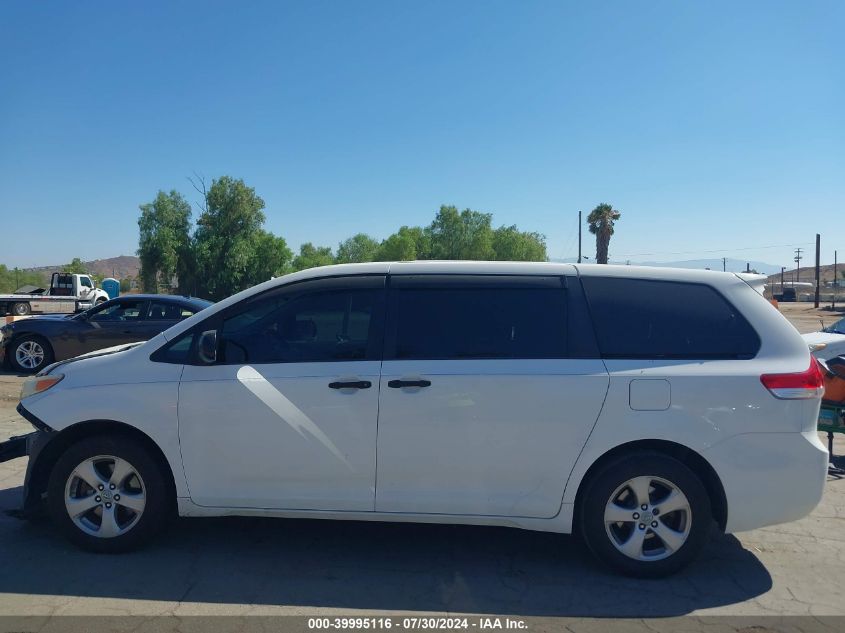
(802, 316), (845, 361)
(2, 263), (827, 577)
(0, 294), (212, 374)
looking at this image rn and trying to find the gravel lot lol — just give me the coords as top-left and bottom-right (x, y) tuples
(0, 304), (843, 623)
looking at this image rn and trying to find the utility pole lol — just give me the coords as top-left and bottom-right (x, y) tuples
(781, 266), (786, 293)
(14, 267), (19, 290)
(814, 233), (820, 308)
(577, 211), (582, 264)
(722, 257), (726, 272)
(794, 247), (803, 282)
(746, 262), (750, 273)
(834, 250), (838, 310)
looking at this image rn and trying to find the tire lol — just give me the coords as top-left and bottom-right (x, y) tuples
(578, 451), (712, 578)
(47, 434), (173, 553)
(8, 335), (54, 374)
(11, 302), (30, 316)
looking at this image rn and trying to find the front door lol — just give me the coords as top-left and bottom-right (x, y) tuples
(178, 275), (386, 511)
(82, 298), (149, 349)
(376, 274), (609, 519)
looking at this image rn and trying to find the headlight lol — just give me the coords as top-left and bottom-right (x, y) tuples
(809, 343), (827, 352)
(20, 374), (64, 400)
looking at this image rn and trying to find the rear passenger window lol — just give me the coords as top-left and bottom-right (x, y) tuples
(581, 277), (760, 359)
(390, 284), (566, 359)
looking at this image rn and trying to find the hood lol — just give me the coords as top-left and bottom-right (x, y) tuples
(25, 314), (75, 322)
(40, 342), (145, 375)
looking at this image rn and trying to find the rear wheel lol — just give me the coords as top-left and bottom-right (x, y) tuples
(578, 452), (712, 577)
(9, 335), (53, 374)
(47, 435), (173, 552)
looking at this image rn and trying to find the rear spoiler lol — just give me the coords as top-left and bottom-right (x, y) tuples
(736, 273), (767, 296)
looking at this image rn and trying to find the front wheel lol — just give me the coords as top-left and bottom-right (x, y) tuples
(9, 335), (54, 374)
(47, 435), (173, 552)
(578, 452), (712, 577)
(11, 302), (30, 316)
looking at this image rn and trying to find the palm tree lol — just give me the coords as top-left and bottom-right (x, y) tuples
(587, 203), (621, 264)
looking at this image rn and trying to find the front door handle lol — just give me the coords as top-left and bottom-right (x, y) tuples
(388, 379), (432, 388)
(328, 380), (372, 390)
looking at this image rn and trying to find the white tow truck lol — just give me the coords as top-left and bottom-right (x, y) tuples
(0, 272), (109, 316)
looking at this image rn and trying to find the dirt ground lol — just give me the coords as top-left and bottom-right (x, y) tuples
(0, 307), (844, 625)
(777, 302), (845, 334)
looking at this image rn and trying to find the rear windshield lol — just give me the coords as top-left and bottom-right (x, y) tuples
(581, 277), (760, 360)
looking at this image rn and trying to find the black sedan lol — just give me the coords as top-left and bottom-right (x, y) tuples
(0, 294), (212, 373)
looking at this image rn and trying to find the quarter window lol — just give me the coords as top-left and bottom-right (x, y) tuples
(389, 283), (567, 360)
(581, 277), (760, 359)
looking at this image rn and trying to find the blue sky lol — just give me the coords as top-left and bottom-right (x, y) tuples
(1, 1), (842, 269)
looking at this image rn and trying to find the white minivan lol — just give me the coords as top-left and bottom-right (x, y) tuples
(5, 262), (828, 576)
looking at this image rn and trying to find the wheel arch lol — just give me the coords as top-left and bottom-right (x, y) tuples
(24, 419), (177, 514)
(572, 439), (728, 531)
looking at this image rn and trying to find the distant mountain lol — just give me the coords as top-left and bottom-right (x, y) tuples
(551, 257), (781, 275)
(25, 255), (140, 280)
(630, 258), (782, 275)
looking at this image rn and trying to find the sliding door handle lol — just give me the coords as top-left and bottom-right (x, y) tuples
(328, 380), (372, 390)
(388, 379), (432, 388)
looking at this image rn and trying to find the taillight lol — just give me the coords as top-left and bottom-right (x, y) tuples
(760, 359), (825, 400)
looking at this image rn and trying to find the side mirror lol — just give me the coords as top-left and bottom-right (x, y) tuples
(198, 330), (218, 364)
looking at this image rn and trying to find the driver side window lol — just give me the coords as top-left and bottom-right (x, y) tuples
(89, 300), (146, 322)
(219, 286), (381, 364)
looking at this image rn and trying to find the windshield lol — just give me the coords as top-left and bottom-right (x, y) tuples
(824, 317), (845, 334)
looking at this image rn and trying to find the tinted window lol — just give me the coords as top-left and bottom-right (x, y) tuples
(155, 333), (195, 364)
(390, 285), (566, 359)
(88, 300), (146, 322)
(147, 301), (190, 320)
(581, 277), (760, 359)
(80, 277), (93, 288)
(220, 288), (380, 364)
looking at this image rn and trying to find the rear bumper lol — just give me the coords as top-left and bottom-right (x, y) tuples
(704, 430), (828, 533)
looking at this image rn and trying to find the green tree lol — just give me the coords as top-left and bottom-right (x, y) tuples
(119, 278), (132, 293)
(293, 243), (335, 271)
(375, 226), (429, 261)
(336, 233), (380, 264)
(492, 225), (547, 261)
(193, 177), (268, 300)
(137, 190), (192, 293)
(247, 230), (293, 282)
(0, 265), (45, 293)
(64, 258), (88, 274)
(587, 203), (621, 265)
(428, 205), (494, 260)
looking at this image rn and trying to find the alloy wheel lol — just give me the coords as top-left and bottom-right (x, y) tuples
(15, 340), (44, 370)
(64, 455), (147, 538)
(604, 475), (692, 561)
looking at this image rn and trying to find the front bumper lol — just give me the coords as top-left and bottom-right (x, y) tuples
(0, 403), (54, 515)
(0, 432), (33, 463)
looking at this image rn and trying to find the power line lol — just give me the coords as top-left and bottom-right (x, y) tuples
(612, 242), (814, 259)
